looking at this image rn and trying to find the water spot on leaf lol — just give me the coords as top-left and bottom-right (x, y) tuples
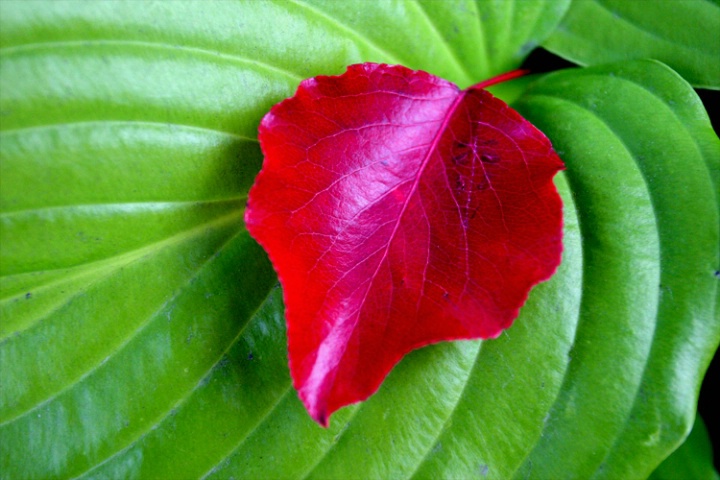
(480, 153), (499, 164)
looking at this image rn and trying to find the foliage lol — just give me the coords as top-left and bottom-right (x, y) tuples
(649, 416), (719, 480)
(0, 1), (717, 478)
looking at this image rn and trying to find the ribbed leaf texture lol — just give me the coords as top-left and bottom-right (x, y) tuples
(0, 1), (717, 479)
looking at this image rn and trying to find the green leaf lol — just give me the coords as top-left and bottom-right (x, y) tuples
(542, 0), (720, 89)
(513, 59), (719, 479)
(649, 415), (719, 480)
(1, 2), (717, 479)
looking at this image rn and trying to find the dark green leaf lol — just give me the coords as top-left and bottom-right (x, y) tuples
(542, 0), (720, 89)
(513, 59), (719, 479)
(649, 415), (719, 480)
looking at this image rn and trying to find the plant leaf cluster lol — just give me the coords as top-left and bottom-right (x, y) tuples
(0, 1), (717, 478)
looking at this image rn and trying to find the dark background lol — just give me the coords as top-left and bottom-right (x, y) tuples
(699, 350), (719, 469)
(522, 48), (719, 469)
(697, 73), (719, 471)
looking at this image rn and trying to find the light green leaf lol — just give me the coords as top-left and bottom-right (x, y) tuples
(542, 0), (720, 89)
(1, 1), (717, 479)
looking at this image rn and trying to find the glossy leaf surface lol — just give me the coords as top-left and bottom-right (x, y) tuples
(513, 59), (719, 479)
(1, 1), (717, 479)
(246, 63), (564, 425)
(543, 0), (720, 89)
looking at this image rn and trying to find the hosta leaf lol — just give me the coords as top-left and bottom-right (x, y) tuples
(0, 1), (572, 477)
(0, 1), (717, 479)
(649, 415), (719, 480)
(513, 59), (719, 479)
(542, 0), (720, 89)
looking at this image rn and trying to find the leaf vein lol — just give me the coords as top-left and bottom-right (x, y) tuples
(0, 210), (243, 426)
(69, 227), (262, 479)
(0, 38), (303, 82)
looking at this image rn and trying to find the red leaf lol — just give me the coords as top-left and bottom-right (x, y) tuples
(245, 63), (564, 427)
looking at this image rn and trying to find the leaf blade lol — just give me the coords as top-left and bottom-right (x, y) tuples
(542, 0), (720, 89)
(513, 59), (720, 479)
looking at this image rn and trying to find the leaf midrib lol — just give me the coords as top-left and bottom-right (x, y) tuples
(0, 38), (303, 82)
(307, 88), (468, 417)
